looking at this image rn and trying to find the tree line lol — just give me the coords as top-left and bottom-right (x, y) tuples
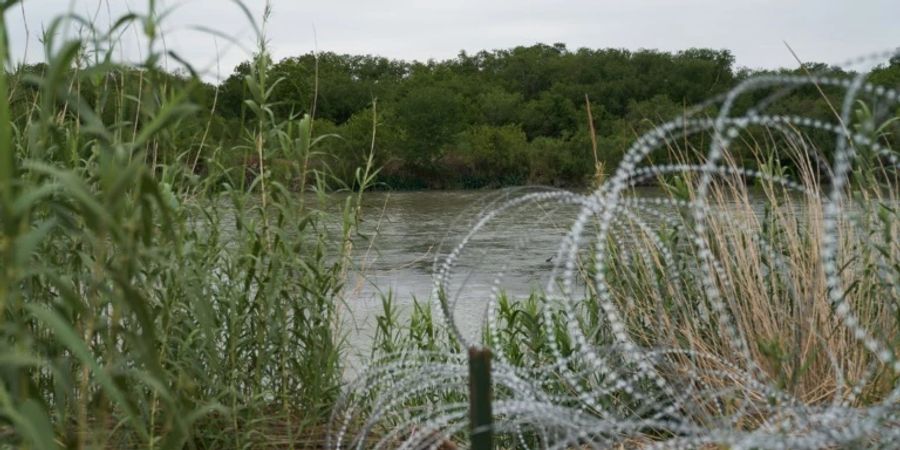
(11, 44), (900, 189)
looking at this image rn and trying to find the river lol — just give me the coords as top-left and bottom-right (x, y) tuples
(340, 187), (673, 372)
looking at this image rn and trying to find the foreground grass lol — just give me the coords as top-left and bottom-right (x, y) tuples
(0, 2), (379, 448)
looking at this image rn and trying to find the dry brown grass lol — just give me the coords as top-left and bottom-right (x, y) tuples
(604, 132), (899, 421)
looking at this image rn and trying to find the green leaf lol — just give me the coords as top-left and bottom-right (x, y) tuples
(2, 398), (60, 450)
(11, 182), (60, 217)
(0, 352), (43, 368)
(24, 161), (119, 237)
(27, 304), (150, 442)
(244, 99), (263, 119)
(0, 9), (14, 211)
(131, 93), (198, 149)
(13, 219), (57, 266)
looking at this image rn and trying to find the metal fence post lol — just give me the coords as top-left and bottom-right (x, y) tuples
(468, 346), (493, 450)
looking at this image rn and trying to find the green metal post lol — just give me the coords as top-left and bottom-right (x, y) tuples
(468, 346), (493, 450)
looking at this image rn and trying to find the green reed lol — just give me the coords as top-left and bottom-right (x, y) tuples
(0, 2), (372, 448)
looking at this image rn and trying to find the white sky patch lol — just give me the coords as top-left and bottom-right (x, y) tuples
(5, 0), (899, 82)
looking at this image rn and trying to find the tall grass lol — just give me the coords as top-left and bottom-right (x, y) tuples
(0, 2), (371, 448)
(610, 140), (899, 409)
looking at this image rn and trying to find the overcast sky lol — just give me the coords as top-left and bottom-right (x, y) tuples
(6, 0), (899, 82)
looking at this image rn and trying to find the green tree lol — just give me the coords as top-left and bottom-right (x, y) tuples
(449, 124), (530, 186)
(521, 88), (578, 139)
(393, 85), (469, 165)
